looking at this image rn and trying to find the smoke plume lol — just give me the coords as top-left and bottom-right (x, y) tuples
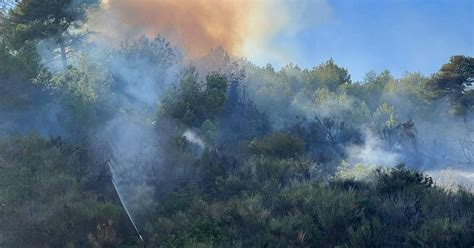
(89, 0), (331, 62)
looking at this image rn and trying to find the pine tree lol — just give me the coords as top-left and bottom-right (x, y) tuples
(5, 0), (98, 68)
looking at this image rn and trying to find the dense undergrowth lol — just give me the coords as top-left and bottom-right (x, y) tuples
(1, 134), (473, 247)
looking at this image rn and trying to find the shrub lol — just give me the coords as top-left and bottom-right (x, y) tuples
(247, 132), (305, 159)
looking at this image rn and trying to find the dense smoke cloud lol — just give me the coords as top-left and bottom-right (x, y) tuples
(89, 0), (331, 62)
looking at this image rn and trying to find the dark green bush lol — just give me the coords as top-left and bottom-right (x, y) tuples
(247, 132), (305, 159)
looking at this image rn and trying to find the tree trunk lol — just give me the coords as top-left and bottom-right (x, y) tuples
(59, 41), (67, 69)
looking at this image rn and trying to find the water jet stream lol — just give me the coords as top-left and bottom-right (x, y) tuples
(108, 162), (144, 241)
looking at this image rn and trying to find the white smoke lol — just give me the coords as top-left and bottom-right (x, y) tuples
(183, 129), (206, 158)
(346, 129), (401, 167)
(183, 129), (205, 149)
(428, 168), (474, 192)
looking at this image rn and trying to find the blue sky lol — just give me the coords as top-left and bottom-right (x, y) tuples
(5, 0), (473, 82)
(271, 0), (474, 81)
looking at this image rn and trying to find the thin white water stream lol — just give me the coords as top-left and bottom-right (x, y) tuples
(109, 162), (144, 241)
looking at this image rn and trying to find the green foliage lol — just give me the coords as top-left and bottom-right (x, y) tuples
(0, 40), (43, 110)
(380, 72), (430, 119)
(1, 133), (472, 247)
(372, 102), (398, 131)
(6, 0), (91, 42)
(159, 70), (228, 127)
(335, 161), (375, 181)
(304, 58), (352, 92)
(362, 70), (396, 111)
(286, 115), (362, 164)
(217, 81), (272, 149)
(142, 160), (473, 247)
(4, 0), (98, 67)
(204, 73), (228, 118)
(247, 156), (313, 187)
(247, 132), (305, 159)
(314, 87), (369, 124)
(120, 35), (176, 69)
(37, 56), (111, 105)
(200, 119), (218, 142)
(244, 63), (297, 126)
(407, 218), (471, 247)
(0, 134), (132, 247)
(374, 164), (433, 195)
(34, 55), (112, 135)
(423, 55), (474, 117)
(0, 39), (41, 79)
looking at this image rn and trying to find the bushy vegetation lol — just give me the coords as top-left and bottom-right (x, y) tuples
(0, 134), (135, 247)
(0, 1), (473, 247)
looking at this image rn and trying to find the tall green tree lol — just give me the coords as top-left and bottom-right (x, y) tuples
(1, 8), (43, 111)
(5, 0), (97, 68)
(304, 58), (352, 92)
(159, 70), (228, 127)
(423, 55), (474, 118)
